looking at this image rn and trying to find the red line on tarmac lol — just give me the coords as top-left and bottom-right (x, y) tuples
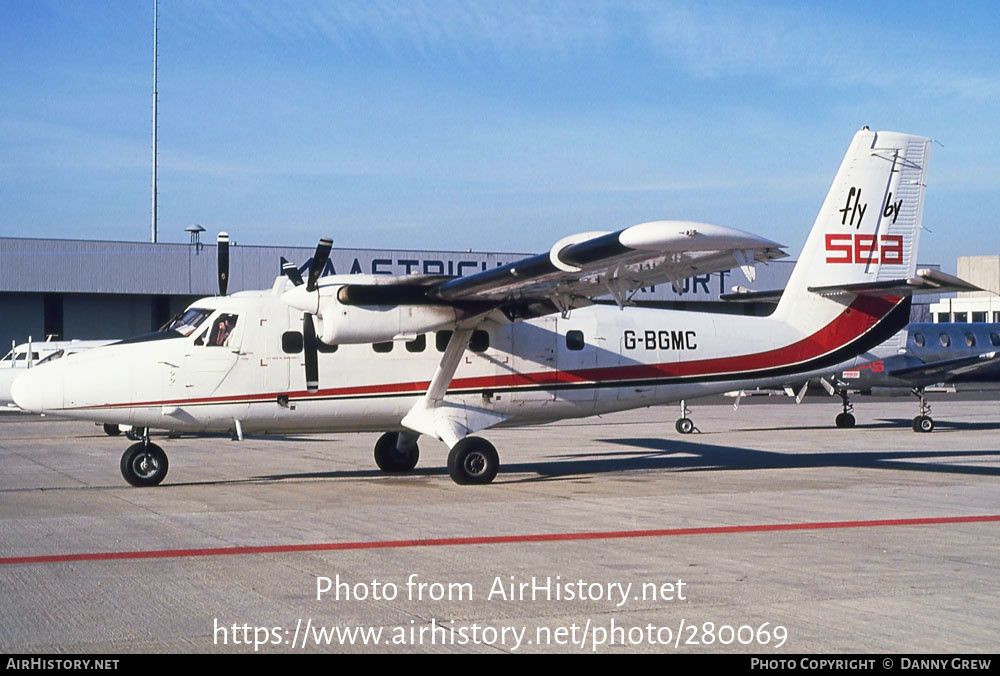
(3, 515), (998, 566)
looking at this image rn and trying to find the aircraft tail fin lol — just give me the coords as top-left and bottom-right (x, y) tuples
(774, 128), (932, 324)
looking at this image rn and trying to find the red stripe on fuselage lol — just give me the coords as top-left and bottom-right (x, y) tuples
(74, 295), (900, 410)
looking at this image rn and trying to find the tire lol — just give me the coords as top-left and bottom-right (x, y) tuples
(103, 423), (122, 437)
(675, 418), (694, 434)
(912, 415), (934, 433)
(373, 432), (419, 473)
(447, 437), (499, 485)
(120, 442), (168, 487)
(835, 413), (856, 428)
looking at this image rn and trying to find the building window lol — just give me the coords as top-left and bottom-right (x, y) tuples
(405, 334), (426, 353)
(373, 341), (393, 353)
(972, 312), (987, 323)
(954, 312), (967, 323)
(912, 333), (925, 348)
(566, 330), (585, 351)
(939, 333), (951, 347)
(936, 312), (950, 323)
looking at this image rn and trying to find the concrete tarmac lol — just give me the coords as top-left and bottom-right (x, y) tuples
(1, 396), (998, 654)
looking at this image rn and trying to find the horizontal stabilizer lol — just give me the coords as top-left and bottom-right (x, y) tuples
(720, 288), (784, 303)
(808, 269), (982, 298)
(889, 351), (1000, 384)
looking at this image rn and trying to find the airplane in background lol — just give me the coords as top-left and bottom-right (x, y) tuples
(819, 322), (1000, 432)
(13, 128), (969, 487)
(1, 339), (114, 411)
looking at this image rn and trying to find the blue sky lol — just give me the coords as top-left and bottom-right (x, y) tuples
(1, 1), (998, 271)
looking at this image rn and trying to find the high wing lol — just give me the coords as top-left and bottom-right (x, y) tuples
(888, 351), (1000, 387)
(431, 220), (786, 311)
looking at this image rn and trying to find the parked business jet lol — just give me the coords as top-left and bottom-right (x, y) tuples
(821, 322), (1000, 431)
(14, 128), (963, 486)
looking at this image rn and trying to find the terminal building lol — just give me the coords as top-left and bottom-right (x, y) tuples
(0, 234), (947, 351)
(929, 255), (1000, 323)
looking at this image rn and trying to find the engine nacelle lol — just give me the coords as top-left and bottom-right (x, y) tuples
(314, 298), (462, 345)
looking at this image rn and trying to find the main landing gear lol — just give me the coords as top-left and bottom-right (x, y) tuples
(834, 388), (856, 428)
(119, 430), (168, 487)
(373, 432), (420, 473)
(912, 387), (934, 433)
(372, 432), (500, 485)
(674, 400), (697, 435)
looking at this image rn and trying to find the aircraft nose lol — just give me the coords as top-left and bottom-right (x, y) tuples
(11, 366), (63, 413)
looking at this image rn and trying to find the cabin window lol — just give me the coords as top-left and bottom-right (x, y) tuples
(405, 334), (426, 353)
(939, 333), (951, 347)
(373, 341), (393, 353)
(965, 333), (976, 347)
(282, 331), (303, 354)
(316, 341), (338, 353)
(911, 333), (925, 348)
(207, 314), (238, 347)
(566, 330), (585, 351)
(436, 331), (453, 352)
(469, 330), (490, 353)
(990, 332), (1000, 347)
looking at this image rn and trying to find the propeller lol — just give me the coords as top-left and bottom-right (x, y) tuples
(217, 232), (230, 296)
(280, 257), (304, 286)
(307, 237), (333, 291)
(303, 313), (319, 392)
(284, 237), (333, 393)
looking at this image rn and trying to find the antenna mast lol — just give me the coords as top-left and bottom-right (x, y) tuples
(151, 0), (158, 243)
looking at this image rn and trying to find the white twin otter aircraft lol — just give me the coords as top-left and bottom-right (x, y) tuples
(14, 128), (969, 487)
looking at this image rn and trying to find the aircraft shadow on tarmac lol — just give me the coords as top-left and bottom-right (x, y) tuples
(242, 437), (1000, 486)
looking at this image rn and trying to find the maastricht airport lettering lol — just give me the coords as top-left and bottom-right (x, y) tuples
(624, 330), (697, 350)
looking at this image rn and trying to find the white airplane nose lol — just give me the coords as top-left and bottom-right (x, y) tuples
(10, 367), (62, 413)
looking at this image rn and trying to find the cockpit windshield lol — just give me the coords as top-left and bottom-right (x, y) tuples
(164, 308), (214, 337)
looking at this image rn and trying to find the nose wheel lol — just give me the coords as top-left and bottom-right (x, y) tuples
(120, 442), (169, 487)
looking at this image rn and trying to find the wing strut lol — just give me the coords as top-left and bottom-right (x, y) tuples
(400, 326), (509, 447)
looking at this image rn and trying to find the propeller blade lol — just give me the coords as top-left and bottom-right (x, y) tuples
(280, 257), (304, 286)
(306, 237), (333, 292)
(217, 232), (230, 296)
(303, 313), (319, 393)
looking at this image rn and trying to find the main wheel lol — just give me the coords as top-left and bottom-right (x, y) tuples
(835, 412), (856, 428)
(675, 417), (695, 434)
(103, 423), (122, 437)
(447, 437), (499, 485)
(373, 432), (420, 473)
(120, 442), (168, 487)
(912, 415), (934, 433)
